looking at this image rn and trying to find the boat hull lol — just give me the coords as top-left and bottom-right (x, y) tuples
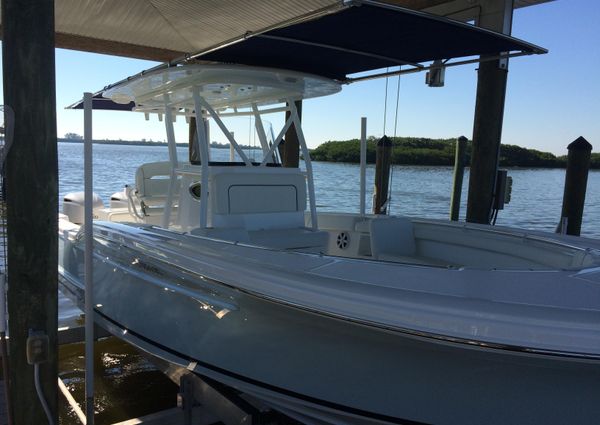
(59, 223), (600, 425)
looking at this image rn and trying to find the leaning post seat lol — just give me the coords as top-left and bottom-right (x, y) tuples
(191, 166), (328, 250)
(133, 161), (181, 219)
(208, 166), (308, 230)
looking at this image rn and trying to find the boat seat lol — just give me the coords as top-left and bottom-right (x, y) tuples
(370, 217), (457, 267)
(370, 217), (417, 259)
(210, 168), (307, 231)
(133, 161), (181, 219)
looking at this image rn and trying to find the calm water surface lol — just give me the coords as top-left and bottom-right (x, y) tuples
(57, 142), (600, 422)
(59, 142), (600, 238)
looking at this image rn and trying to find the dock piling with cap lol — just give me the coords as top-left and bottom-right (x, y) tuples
(558, 136), (593, 236)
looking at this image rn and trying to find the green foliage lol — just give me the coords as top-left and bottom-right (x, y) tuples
(310, 137), (587, 168)
(589, 153), (600, 169)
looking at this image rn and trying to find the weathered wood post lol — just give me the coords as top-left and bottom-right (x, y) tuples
(2, 0), (59, 423)
(373, 135), (393, 214)
(558, 136), (592, 236)
(283, 100), (302, 167)
(450, 136), (468, 221)
(466, 2), (513, 224)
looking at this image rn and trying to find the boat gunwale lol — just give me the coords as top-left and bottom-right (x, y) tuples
(60, 222), (600, 363)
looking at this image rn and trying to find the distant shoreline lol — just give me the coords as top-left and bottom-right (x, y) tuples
(310, 137), (600, 169)
(58, 138), (261, 150)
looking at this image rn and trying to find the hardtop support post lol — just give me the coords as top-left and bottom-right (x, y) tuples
(288, 100), (318, 230)
(251, 103), (271, 158)
(162, 94), (179, 229)
(192, 89), (211, 229)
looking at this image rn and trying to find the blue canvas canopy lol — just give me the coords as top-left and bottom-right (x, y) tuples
(198, 0), (546, 81)
(69, 0), (546, 110)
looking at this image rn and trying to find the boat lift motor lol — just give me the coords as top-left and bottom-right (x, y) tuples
(426, 60), (445, 87)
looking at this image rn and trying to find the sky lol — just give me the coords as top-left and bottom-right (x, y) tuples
(1, 0), (599, 155)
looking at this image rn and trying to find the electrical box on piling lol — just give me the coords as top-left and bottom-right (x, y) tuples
(493, 169), (513, 210)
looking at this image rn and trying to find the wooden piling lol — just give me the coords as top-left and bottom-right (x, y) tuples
(450, 136), (468, 221)
(2, 0), (59, 423)
(559, 137), (592, 236)
(373, 136), (393, 215)
(466, 58), (508, 224)
(466, 0), (513, 225)
(282, 100), (302, 167)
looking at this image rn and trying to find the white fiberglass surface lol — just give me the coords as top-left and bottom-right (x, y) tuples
(83, 222), (600, 357)
(103, 64), (341, 111)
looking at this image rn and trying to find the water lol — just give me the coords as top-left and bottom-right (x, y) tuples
(57, 142), (600, 422)
(59, 142), (600, 238)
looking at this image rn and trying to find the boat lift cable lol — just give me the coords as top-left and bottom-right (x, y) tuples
(382, 67), (389, 135)
(388, 69), (401, 215)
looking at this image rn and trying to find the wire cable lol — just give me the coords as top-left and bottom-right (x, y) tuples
(382, 67), (389, 135)
(34, 363), (54, 425)
(388, 69), (402, 215)
(393, 68), (401, 138)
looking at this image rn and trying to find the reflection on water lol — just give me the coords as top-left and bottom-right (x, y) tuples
(59, 337), (177, 425)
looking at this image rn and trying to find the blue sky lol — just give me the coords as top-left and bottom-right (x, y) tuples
(1, 0), (599, 155)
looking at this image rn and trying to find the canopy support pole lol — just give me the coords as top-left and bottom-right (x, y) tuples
(83, 91), (95, 425)
(162, 94), (178, 229)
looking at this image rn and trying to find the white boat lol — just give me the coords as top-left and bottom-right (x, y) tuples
(58, 3), (600, 425)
